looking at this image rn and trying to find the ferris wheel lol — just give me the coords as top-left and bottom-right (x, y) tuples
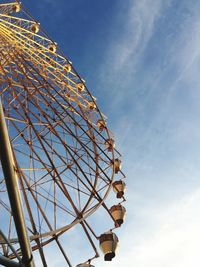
(0, 1), (126, 267)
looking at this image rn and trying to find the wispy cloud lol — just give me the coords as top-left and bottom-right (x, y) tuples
(98, 0), (170, 92)
(96, 0), (173, 150)
(109, 0), (162, 69)
(95, 1), (200, 266)
(103, 188), (200, 267)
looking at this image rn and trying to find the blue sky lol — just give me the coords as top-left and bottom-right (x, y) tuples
(22, 0), (200, 266)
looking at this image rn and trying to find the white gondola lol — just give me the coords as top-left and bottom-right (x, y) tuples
(97, 119), (106, 132)
(88, 101), (96, 110)
(112, 158), (121, 174)
(30, 23), (40, 33)
(105, 138), (115, 152)
(110, 204), (126, 227)
(64, 63), (71, 73)
(76, 82), (85, 92)
(99, 232), (119, 261)
(48, 43), (57, 53)
(12, 3), (21, 12)
(112, 180), (126, 198)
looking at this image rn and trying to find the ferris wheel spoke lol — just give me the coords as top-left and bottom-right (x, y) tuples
(0, 33), (108, 218)
(20, 169), (62, 233)
(0, 3), (125, 265)
(0, 199), (11, 213)
(14, 50), (108, 135)
(30, 187), (76, 217)
(17, 170), (48, 267)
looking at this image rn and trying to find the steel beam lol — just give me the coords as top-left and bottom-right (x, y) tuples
(0, 230), (21, 262)
(0, 255), (20, 267)
(0, 99), (35, 267)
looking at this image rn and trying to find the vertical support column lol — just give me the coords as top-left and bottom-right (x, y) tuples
(0, 99), (35, 267)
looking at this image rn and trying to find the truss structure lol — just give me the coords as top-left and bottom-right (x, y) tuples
(0, 2), (126, 266)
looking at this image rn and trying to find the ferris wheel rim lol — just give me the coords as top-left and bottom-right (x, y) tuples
(0, 2), (124, 266)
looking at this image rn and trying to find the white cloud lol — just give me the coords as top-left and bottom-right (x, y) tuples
(162, 4), (200, 98)
(98, 0), (171, 87)
(97, 188), (200, 267)
(93, 1), (200, 267)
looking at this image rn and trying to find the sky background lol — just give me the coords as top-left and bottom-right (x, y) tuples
(20, 0), (200, 266)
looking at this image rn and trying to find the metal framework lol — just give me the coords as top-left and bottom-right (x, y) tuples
(0, 1), (126, 266)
